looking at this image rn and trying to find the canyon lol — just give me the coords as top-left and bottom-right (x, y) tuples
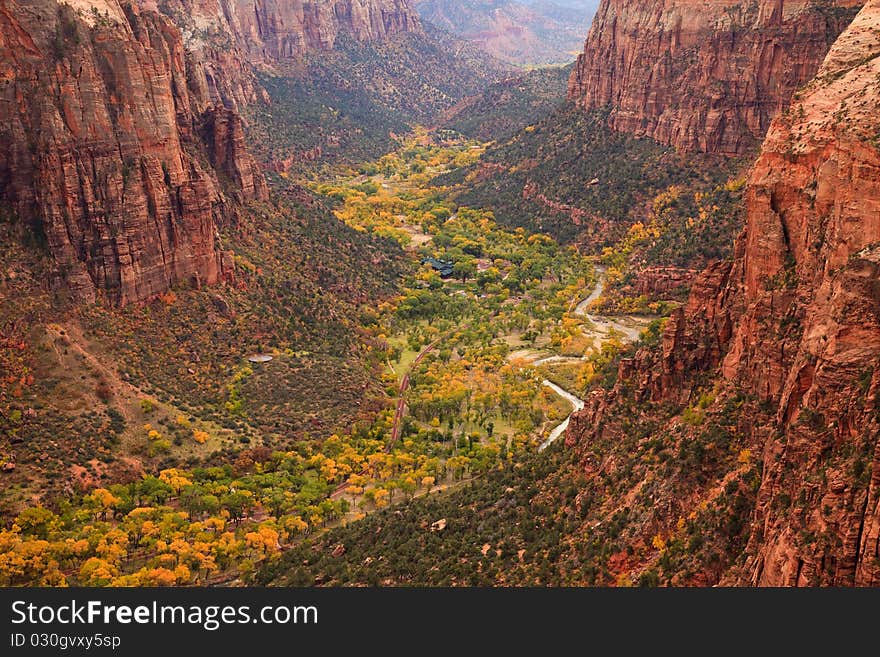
(1, 0), (879, 590)
(0, 0), (424, 305)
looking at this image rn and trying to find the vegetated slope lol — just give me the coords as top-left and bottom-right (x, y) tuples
(441, 107), (737, 246)
(0, 187), (404, 514)
(0, 0), (518, 534)
(0, 0), (506, 511)
(246, 26), (511, 174)
(265, 0), (880, 590)
(258, 376), (757, 586)
(583, 178), (746, 316)
(439, 0), (857, 311)
(0, 137), (607, 586)
(439, 65), (571, 141)
(259, 445), (576, 585)
(414, 0), (594, 65)
(568, 0), (862, 155)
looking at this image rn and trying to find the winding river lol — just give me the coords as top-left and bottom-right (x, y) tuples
(573, 265), (647, 343)
(536, 266), (652, 451)
(538, 380), (585, 452)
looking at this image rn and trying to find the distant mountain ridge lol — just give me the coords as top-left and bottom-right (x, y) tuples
(414, 0), (598, 64)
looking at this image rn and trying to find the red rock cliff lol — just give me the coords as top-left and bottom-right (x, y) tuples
(722, 0), (880, 585)
(0, 0), (267, 305)
(220, 0), (422, 60)
(567, 0), (880, 585)
(136, 0), (266, 110)
(568, 0), (862, 155)
(146, 0), (422, 87)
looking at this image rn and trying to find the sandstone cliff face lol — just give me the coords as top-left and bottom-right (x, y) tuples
(725, 2), (880, 585)
(143, 0), (424, 95)
(138, 0), (266, 110)
(567, 0), (880, 585)
(0, 0), (266, 305)
(568, 0), (862, 155)
(145, 0), (422, 91)
(221, 0), (422, 60)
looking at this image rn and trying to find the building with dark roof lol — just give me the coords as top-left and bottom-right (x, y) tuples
(423, 257), (454, 278)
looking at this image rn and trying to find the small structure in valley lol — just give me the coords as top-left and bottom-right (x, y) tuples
(423, 257), (454, 279)
(247, 354), (273, 363)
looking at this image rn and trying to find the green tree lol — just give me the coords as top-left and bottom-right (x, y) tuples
(453, 259), (477, 282)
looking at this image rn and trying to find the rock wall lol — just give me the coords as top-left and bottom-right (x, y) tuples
(726, 2), (880, 584)
(144, 0), (423, 85)
(634, 266), (696, 297)
(0, 0), (425, 305)
(137, 0), (266, 110)
(0, 0), (266, 305)
(222, 0), (422, 60)
(568, 0), (861, 155)
(567, 0), (880, 585)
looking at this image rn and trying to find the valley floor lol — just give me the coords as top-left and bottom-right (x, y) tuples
(0, 130), (656, 586)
